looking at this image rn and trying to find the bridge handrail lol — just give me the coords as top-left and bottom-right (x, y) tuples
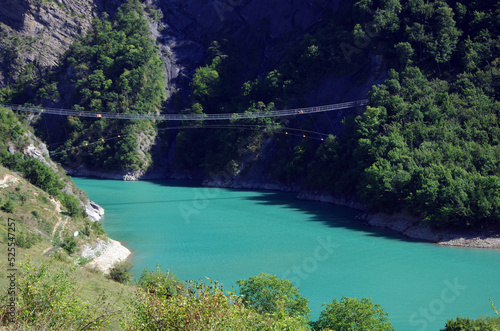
(0, 99), (369, 121)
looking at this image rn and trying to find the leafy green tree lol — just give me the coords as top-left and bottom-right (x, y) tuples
(394, 42), (415, 69)
(23, 159), (64, 197)
(237, 273), (310, 319)
(191, 65), (220, 102)
(311, 297), (394, 331)
(373, 2), (401, 34)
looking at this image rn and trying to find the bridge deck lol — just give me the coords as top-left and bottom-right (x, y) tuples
(1, 99), (369, 121)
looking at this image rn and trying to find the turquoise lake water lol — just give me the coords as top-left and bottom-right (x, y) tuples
(73, 177), (500, 330)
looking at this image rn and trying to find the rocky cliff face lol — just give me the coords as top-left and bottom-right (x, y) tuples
(0, 0), (379, 102)
(0, 0), (98, 86)
(1, 0), (386, 182)
(153, 0), (342, 100)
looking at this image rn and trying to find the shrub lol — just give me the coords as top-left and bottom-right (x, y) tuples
(1, 200), (14, 213)
(108, 260), (133, 284)
(137, 265), (181, 298)
(441, 316), (499, 330)
(15, 231), (41, 249)
(60, 193), (83, 216)
(61, 236), (77, 254)
(123, 279), (309, 330)
(0, 258), (113, 329)
(82, 223), (91, 236)
(91, 221), (106, 235)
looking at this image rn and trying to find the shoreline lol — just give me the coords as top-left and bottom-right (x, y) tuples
(81, 237), (132, 274)
(81, 201), (132, 274)
(73, 172), (500, 249)
(355, 211), (500, 250)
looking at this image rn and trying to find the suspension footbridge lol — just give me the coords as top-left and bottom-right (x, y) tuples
(1, 99), (369, 121)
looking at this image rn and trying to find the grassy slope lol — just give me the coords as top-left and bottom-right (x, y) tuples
(0, 106), (137, 328)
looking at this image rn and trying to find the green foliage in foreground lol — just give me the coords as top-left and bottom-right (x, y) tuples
(310, 297), (394, 331)
(237, 272), (311, 320)
(123, 278), (309, 331)
(441, 316), (500, 331)
(441, 301), (500, 330)
(0, 258), (114, 330)
(3, 259), (499, 330)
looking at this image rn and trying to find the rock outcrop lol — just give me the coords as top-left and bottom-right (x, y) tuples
(155, 0), (342, 100)
(81, 238), (131, 274)
(356, 211), (500, 249)
(0, 0), (98, 87)
(85, 200), (105, 222)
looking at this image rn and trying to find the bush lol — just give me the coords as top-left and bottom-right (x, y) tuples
(137, 265), (181, 298)
(82, 223), (91, 236)
(61, 236), (77, 254)
(311, 297), (394, 331)
(15, 231), (41, 249)
(123, 279), (309, 330)
(108, 260), (133, 284)
(441, 316), (500, 330)
(91, 221), (106, 235)
(1, 200), (15, 213)
(22, 158), (64, 196)
(60, 193), (83, 216)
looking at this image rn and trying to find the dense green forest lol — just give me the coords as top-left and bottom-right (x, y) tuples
(3, 0), (166, 171)
(317, 0), (500, 228)
(175, 0), (500, 229)
(51, 0), (165, 171)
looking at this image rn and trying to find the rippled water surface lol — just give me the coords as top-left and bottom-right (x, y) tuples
(74, 177), (500, 330)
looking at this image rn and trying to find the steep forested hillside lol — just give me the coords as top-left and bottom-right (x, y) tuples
(175, 0), (500, 229)
(319, 0), (500, 228)
(1, 0), (499, 230)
